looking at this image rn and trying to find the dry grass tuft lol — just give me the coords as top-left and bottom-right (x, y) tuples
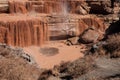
(104, 33), (120, 58)
(104, 33), (120, 52)
(0, 45), (41, 80)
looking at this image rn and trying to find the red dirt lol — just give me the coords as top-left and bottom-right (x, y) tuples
(24, 41), (85, 69)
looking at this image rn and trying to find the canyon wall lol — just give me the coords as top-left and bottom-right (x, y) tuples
(78, 17), (105, 35)
(8, 0), (107, 41)
(9, 1), (28, 14)
(8, 0), (90, 14)
(8, 0), (120, 14)
(49, 16), (106, 40)
(0, 15), (49, 47)
(0, 0), (117, 46)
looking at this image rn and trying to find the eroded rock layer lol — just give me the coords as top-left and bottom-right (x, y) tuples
(8, 0), (90, 14)
(48, 14), (105, 41)
(0, 15), (48, 47)
(0, 0), (9, 13)
(0, 0), (118, 46)
(8, 0), (120, 15)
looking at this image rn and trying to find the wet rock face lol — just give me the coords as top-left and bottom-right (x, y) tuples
(8, 0), (90, 14)
(6, 0), (120, 15)
(0, 16), (49, 47)
(0, 27), (8, 43)
(9, 1), (28, 14)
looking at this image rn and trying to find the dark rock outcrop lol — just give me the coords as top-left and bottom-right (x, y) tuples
(87, 0), (120, 14)
(105, 20), (120, 36)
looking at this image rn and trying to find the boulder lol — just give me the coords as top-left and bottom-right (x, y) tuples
(80, 28), (100, 44)
(65, 37), (79, 46)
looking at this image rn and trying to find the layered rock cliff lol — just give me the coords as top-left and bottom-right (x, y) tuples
(0, 15), (48, 47)
(78, 17), (105, 40)
(8, 0), (120, 15)
(0, 0), (9, 13)
(0, 0), (119, 46)
(9, 0), (27, 14)
(8, 0), (90, 14)
(48, 14), (105, 40)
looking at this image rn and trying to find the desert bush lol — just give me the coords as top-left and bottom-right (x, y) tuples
(103, 33), (120, 58)
(111, 48), (120, 58)
(0, 56), (40, 80)
(0, 45), (41, 80)
(87, 33), (120, 58)
(38, 70), (53, 80)
(52, 56), (96, 79)
(38, 56), (96, 80)
(65, 56), (95, 78)
(104, 33), (120, 52)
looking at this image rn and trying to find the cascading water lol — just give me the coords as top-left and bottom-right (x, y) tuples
(49, 1), (77, 40)
(60, 1), (76, 37)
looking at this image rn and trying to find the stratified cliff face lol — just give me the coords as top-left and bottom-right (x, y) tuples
(9, 1), (27, 14)
(78, 17), (105, 36)
(8, 0), (120, 15)
(7, 0), (106, 42)
(0, 0), (118, 46)
(0, 0), (9, 13)
(8, 0), (90, 15)
(0, 15), (48, 47)
(48, 15), (105, 40)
